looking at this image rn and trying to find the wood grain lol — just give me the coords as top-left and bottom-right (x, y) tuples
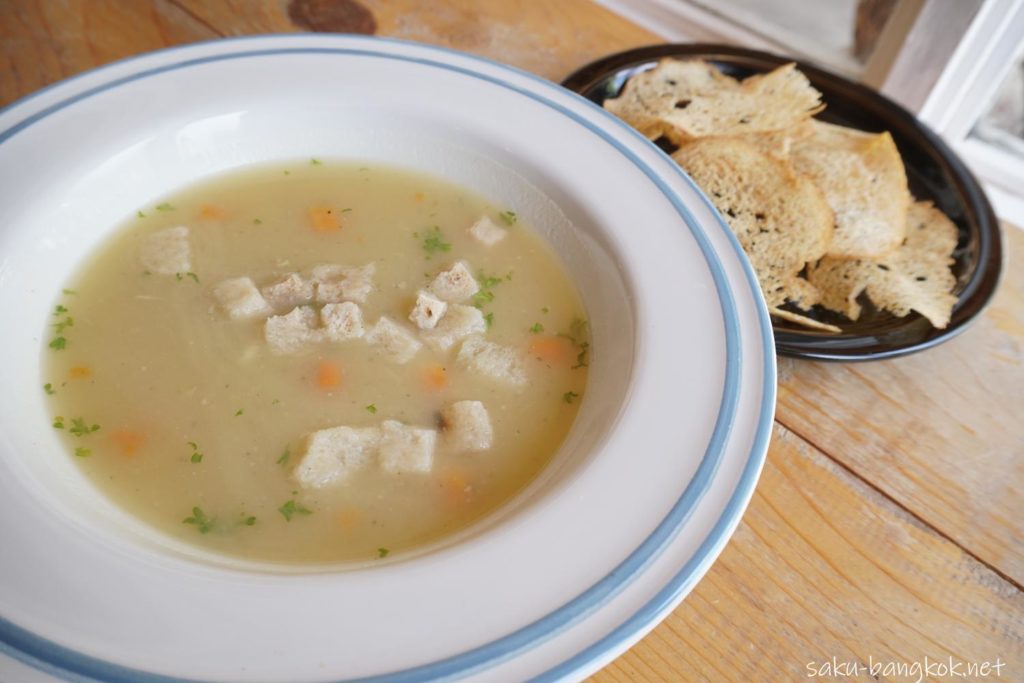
(775, 226), (1024, 586)
(1, 1), (1022, 681)
(595, 425), (1023, 681)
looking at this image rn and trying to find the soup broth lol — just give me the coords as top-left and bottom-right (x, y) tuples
(43, 162), (589, 565)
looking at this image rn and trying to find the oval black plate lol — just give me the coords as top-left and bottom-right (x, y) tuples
(562, 44), (1004, 361)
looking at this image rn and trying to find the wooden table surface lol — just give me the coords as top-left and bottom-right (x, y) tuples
(3, 1), (1022, 680)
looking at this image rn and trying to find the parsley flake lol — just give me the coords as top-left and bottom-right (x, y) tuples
(74, 447), (91, 458)
(366, 404), (377, 414)
(182, 506), (215, 534)
(530, 323), (544, 334)
(541, 306), (550, 314)
(377, 547), (390, 558)
(137, 210), (146, 218)
(52, 416), (65, 429)
(49, 337), (67, 350)
(53, 305), (68, 316)
(471, 289), (495, 307)
(62, 289), (76, 295)
(563, 391), (579, 404)
(310, 158), (322, 165)
(271, 398), (281, 406)
(54, 317), (73, 334)
(278, 499), (312, 521)
(277, 448), (290, 466)
(43, 383), (55, 395)
(253, 218), (263, 225)
(188, 442), (204, 464)
(234, 409), (244, 417)
(498, 210), (518, 225)
(186, 272), (200, 284)
(69, 418), (100, 437)
(155, 202), (174, 212)
(484, 312), (494, 329)
(241, 516), (256, 526)
(421, 226), (452, 257)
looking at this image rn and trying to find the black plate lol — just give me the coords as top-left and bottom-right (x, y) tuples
(562, 44), (1004, 361)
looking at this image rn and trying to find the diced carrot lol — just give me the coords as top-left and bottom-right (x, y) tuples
(414, 192), (425, 202)
(308, 206), (341, 232)
(528, 336), (573, 365)
(199, 204), (225, 220)
(335, 507), (363, 532)
(316, 360), (342, 390)
(111, 430), (145, 457)
(439, 469), (472, 506)
(421, 363), (448, 391)
(68, 366), (92, 379)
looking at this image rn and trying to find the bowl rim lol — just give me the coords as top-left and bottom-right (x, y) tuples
(0, 34), (776, 682)
(561, 42), (1006, 362)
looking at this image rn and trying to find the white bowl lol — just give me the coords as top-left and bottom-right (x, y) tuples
(0, 36), (775, 682)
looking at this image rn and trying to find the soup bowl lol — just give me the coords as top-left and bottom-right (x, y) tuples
(0, 36), (774, 682)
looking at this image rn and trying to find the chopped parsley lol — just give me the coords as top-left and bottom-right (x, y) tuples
(529, 322), (544, 334)
(541, 306), (549, 314)
(563, 391), (579, 404)
(188, 441), (203, 464)
(484, 312), (494, 329)
(53, 317), (73, 334)
(137, 210), (146, 218)
(48, 337), (67, 350)
(283, 170), (291, 175)
(471, 289), (495, 307)
(241, 516), (257, 526)
(421, 226), (452, 257)
(472, 271), (504, 309)
(498, 210), (518, 226)
(74, 447), (91, 458)
(53, 305), (68, 316)
(366, 404), (377, 414)
(271, 398), (280, 405)
(182, 507), (215, 534)
(341, 208), (353, 213)
(278, 499), (312, 521)
(52, 416), (65, 429)
(253, 218), (263, 225)
(478, 274), (503, 289)
(310, 158), (322, 165)
(43, 383), (55, 395)
(185, 272), (200, 284)
(276, 448), (290, 466)
(234, 408), (244, 417)
(561, 317), (591, 369)
(155, 202), (174, 212)
(377, 547), (390, 558)
(69, 418), (100, 437)
(62, 289), (76, 295)
(142, 270), (152, 277)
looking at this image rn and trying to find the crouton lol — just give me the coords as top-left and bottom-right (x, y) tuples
(428, 261), (479, 303)
(365, 316), (422, 363)
(321, 302), (364, 342)
(261, 273), (314, 310)
(457, 336), (527, 386)
(139, 226), (191, 275)
(469, 216), (508, 247)
(378, 420), (436, 474)
(421, 304), (487, 352)
(293, 426), (381, 489)
(213, 277), (274, 320)
(409, 290), (448, 330)
(265, 306), (322, 354)
(312, 263), (376, 304)
(441, 400), (493, 452)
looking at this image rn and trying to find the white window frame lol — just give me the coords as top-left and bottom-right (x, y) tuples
(593, 0), (1024, 225)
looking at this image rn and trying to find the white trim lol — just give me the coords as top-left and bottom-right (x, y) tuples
(590, 0), (776, 47)
(959, 137), (1024, 227)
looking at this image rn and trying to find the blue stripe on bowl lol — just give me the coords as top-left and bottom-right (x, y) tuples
(0, 35), (774, 682)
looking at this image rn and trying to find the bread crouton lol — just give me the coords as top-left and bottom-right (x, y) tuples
(409, 290), (448, 330)
(293, 426), (381, 489)
(428, 261), (479, 302)
(312, 263), (376, 304)
(378, 420), (436, 474)
(457, 336), (527, 386)
(214, 277), (274, 320)
(321, 302), (364, 342)
(365, 316), (422, 363)
(265, 306), (322, 354)
(139, 226), (191, 275)
(421, 304), (486, 352)
(261, 273), (314, 310)
(469, 216), (508, 247)
(440, 400), (493, 452)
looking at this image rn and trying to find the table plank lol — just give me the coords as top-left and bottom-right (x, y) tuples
(775, 226), (1024, 585)
(595, 425), (1023, 681)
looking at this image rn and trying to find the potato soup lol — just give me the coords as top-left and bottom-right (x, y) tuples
(43, 162), (589, 565)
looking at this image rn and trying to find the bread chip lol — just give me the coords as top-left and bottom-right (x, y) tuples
(673, 138), (833, 308)
(789, 121), (910, 258)
(769, 307), (841, 333)
(604, 59), (739, 140)
(657, 63), (824, 144)
(807, 201), (958, 328)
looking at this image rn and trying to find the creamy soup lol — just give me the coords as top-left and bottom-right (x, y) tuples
(43, 162), (589, 565)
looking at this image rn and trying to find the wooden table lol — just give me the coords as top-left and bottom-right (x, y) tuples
(3, 1), (1021, 680)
